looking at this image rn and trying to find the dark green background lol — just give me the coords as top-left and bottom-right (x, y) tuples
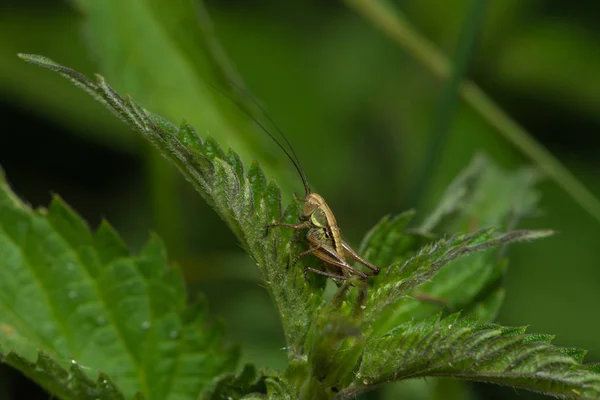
(1, 0), (599, 399)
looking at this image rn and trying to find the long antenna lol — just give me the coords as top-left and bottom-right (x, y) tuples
(211, 83), (312, 196)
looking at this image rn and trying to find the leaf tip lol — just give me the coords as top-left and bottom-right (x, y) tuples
(524, 229), (556, 240)
(16, 53), (37, 62)
(17, 53), (57, 67)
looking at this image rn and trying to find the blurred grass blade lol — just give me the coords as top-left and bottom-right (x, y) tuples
(414, 0), (488, 206)
(345, 0), (600, 225)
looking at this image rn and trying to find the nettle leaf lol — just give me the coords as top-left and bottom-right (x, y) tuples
(345, 314), (600, 400)
(367, 228), (553, 333)
(410, 155), (541, 322)
(358, 210), (424, 269)
(200, 364), (268, 400)
(303, 227), (556, 396)
(0, 169), (239, 399)
(420, 154), (541, 234)
(18, 54), (321, 358)
(358, 155), (544, 333)
(305, 279), (368, 394)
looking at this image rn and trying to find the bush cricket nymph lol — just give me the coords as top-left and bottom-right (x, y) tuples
(221, 85), (381, 282)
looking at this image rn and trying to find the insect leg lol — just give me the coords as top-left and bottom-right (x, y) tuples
(266, 220), (312, 230)
(313, 248), (369, 280)
(291, 246), (320, 266)
(341, 241), (381, 276)
(413, 291), (447, 307)
(292, 245), (368, 280)
(303, 266), (348, 281)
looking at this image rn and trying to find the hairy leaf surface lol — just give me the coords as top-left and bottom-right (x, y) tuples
(346, 314), (600, 400)
(0, 168), (237, 399)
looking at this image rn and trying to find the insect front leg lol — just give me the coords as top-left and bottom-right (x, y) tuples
(266, 220), (312, 231)
(291, 246), (320, 266)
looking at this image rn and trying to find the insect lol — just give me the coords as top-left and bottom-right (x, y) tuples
(267, 190), (381, 281)
(220, 85), (381, 282)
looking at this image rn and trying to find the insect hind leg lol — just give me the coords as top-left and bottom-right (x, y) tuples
(342, 241), (381, 276)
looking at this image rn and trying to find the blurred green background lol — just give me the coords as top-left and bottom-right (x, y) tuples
(1, 0), (599, 399)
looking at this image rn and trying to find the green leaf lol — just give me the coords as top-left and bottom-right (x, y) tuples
(305, 279), (367, 392)
(358, 155), (544, 333)
(420, 154), (541, 233)
(70, 0), (297, 196)
(367, 227), (553, 333)
(0, 167), (237, 399)
(17, 54), (322, 359)
(347, 314), (600, 400)
(265, 376), (297, 400)
(2, 351), (126, 400)
(412, 154), (542, 322)
(200, 364), (268, 400)
(358, 210), (423, 269)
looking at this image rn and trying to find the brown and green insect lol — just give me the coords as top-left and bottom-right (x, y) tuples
(267, 188), (380, 282)
(240, 102), (380, 282)
(221, 86), (380, 282)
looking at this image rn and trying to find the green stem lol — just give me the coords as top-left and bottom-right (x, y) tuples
(412, 0), (488, 206)
(345, 0), (600, 224)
